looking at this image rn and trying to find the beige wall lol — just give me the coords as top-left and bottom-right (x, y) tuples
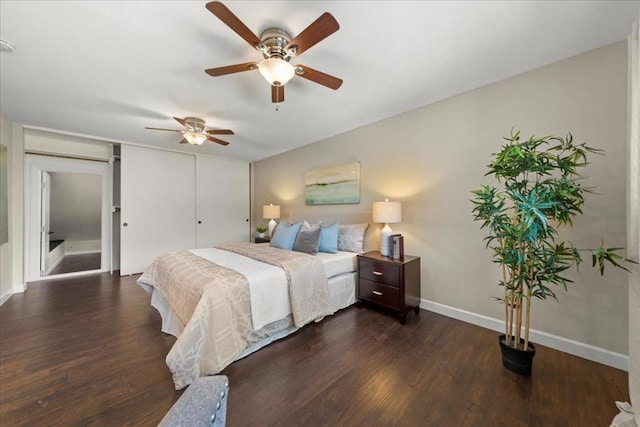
(50, 172), (102, 242)
(254, 41), (630, 355)
(0, 113), (25, 304)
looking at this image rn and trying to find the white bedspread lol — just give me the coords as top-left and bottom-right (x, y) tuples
(189, 248), (289, 331)
(315, 251), (357, 278)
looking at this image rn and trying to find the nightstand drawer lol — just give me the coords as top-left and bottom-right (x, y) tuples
(359, 279), (400, 309)
(358, 259), (401, 287)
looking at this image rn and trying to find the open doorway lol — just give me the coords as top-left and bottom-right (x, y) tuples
(45, 172), (102, 275)
(24, 154), (111, 282)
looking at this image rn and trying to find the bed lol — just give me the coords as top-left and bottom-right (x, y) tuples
(138, 238), (362, 389)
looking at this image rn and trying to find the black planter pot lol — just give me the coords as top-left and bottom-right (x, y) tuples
(498, 334), (536, 375)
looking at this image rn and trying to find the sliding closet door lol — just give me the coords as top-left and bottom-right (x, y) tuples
(196, 155), (250, 248)
(120, 145), (196, 275)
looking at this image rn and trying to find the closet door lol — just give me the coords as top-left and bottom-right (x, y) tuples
(120, 145), (196, 275)
(196, 156), (250, 248)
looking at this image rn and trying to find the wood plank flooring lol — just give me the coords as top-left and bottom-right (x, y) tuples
(0, 273), (629, 426)
(48, 252), (102, 275)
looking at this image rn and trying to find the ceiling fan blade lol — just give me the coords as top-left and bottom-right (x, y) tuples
(145, 127), (184, 133)
(173, 117), (187, 127)
(286, 12), (339, 56)
(206, 135), (230, 146)
(179, 138), (188, 144)
(205, 1), (262, 49)
(272, 85), (284, 103)
(206, 129), (234, 135)
(295, 65), (343, 90)
(205, 62), (258, 77)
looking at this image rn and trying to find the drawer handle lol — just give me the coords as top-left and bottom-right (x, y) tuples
(372, 271), (383, 276)
(372, 290), (383, 296)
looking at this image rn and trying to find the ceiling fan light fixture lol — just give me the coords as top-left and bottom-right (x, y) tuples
(258, 57), (295, 86)
(184, 132), (207, 145)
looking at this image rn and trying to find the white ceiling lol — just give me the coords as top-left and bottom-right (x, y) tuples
(1, 1), (638, 162)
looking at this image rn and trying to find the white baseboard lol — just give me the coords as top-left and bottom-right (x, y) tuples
(66, 250), (101, 256)
(38, 269), (104, 281)
(45, 255), (63, 275)
(421, 298), (629, 372)
(0, 289), (12, 306)
(0, 283), (25, 306)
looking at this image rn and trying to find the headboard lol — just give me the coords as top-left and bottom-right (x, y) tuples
(287, 210), (378, 253)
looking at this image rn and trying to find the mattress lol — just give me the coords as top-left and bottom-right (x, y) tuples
(246, 244), (356, 278)
(315, 250), (358, 278)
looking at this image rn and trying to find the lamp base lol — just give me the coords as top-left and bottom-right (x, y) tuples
(380, 224), (393, 257)
(268, 219), (277, 237)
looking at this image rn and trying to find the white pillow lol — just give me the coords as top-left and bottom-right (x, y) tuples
(302, 220), (321, 231)
(338, 223), (369, 253)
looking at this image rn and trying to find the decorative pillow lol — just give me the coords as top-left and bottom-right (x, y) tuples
(269, 220), (286, 238)
(337, 223), (369, 253)
(270, 221), (302, 250)
(302, 220), (321, 230)
(293, 223), (321, 255)
(318, 222), (339, 254)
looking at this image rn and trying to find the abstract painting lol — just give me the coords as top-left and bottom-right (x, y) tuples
(305, 162), (360, 205)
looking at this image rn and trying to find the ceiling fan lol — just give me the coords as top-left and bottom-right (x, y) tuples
(145, 117), (233, 146)
(204, 1), (343, 104)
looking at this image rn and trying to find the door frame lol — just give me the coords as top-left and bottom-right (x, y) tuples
(24, 154), (112, 283)
(40, 171), (51, 274)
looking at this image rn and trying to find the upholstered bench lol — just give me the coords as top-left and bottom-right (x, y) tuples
(158, 375), (229, 426)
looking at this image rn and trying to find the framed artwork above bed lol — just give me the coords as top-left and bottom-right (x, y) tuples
(305, 162), (360, 205)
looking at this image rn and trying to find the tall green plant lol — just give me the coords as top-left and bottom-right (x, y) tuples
(471, 130), (634, 351)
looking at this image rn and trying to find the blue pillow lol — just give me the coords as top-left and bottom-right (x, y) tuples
(318, 222), (339, 253)
(270, 221), (303, 250)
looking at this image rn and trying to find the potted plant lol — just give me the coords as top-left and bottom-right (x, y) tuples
(256, 225), (267, 238)
(471, 130), (635, 375)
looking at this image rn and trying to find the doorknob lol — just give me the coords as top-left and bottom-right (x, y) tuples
(123, 223), (128, 227)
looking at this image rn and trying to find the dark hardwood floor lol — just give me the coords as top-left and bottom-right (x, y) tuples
(0, 273), (629, 426)
(48, 252), (102, 275)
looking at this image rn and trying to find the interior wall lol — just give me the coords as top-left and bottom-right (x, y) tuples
(0, 113), (24, 305)
(49, 172), (102, 243)
(254, 41), (630, 356)
(0, 114), (13, 302)
(24, 129), (111, 160)
(626, 19), (639, 425)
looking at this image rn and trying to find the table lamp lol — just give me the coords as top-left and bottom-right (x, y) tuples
(263, 204), (280, 237)
(372, 199), (402, 257)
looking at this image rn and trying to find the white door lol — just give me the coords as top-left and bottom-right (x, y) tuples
(120, 145), (197, 275)
(40, 171), (51, 275)
(196, 156), (250, 248)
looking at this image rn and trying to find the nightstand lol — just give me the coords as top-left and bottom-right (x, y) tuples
(357, 251), (421, 324)
(255, 236), (270, 243)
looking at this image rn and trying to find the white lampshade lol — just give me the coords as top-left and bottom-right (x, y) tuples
(258, 58), (295, 86)
(263, 204), (281, 238)
(262, 204), (280, 219)
(373, 199), (401, 257)
(184, 132), (207, 145)
(372, 199), (402, 224)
